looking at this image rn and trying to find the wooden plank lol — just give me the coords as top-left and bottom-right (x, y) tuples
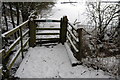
(36, 38), (59, 41)
(67, 34), (79, 53)
(22, 29), (29, 38)
(67, 28), (78, 42)
(61, 16), (68, 44)
(29, 20), (36, 47)
(36, 33), (60, 35)
(23, 38), (29, 47)
(34, 19), (60, 22)
(77, 28), (83, 61)
(36, 28), (60, 30)
(36, 40), (59, 44)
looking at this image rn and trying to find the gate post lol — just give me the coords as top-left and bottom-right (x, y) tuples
(60, 18), (63, 43)
(60, 16), (68, 45)
(77, 28), (83, 61)
(28, 16), (36, 47)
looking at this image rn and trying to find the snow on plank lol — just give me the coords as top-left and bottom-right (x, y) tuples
(64, 42), (80, 67)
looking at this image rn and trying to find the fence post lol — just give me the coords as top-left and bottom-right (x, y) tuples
(60, 16), (68, 45)
(20, 26), (24, 59)
(60, 18), (63, 43)
(28, 17), (36, 47)
(77, 28), (83, 61)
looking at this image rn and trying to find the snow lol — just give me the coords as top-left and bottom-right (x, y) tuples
(64, 42), (80, 66)
(15, 43), (112, 78)
(40, 0), (87, 25)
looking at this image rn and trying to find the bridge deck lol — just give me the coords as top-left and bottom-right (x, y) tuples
(15, 43), (112, 78)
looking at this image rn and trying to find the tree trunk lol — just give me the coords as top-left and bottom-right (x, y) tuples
(3, 3), (8, 31)
(16, 3), (20, 36)
(9, 3), (17, 39)
(21, 3), (29, 22)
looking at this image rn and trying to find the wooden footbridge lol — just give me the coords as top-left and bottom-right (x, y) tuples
(1, 12), (119, 78)
(0, 14), (86, 78)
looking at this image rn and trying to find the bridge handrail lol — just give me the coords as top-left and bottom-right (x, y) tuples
(1, 19), (30, 73)
(34, 19), (60, 22)
(2, 20), (29, 38)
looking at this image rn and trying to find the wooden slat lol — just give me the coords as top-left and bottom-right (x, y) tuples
(67, 34), (79, 52)
(4, 37), (21, 59)
(34, 19), (60, 22)
(23, 38), (29, 47)
(36, 40), (59, 44)
(36, 33), (60, 35)
(36, 28), (60, 30)
(67, 28), (78, 42)
(2, 20), (29, 38)
(22, 30), (29, 38)
(36, 38), (59, 41)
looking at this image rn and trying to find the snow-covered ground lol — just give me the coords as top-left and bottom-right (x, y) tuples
(40, 0), (87, 24)
(15, 43), (113, 78)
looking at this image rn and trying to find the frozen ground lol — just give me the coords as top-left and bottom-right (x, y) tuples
(15, 43), (113, 78)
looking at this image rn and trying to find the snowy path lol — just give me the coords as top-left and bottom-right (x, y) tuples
(15, 43), (112, 78)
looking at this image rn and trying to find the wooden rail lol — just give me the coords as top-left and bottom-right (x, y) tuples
(1, 20), (30, 76)
(36, 28), (60, 30)
(34, 19), (60, 22)
(66, 21), (83, 61)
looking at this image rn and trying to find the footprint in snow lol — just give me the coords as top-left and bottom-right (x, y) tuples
(22, 68), (24, 72)
(70, 71), (74, 74)
(81, 71), (86, 75)
(43, 60), (46, 62)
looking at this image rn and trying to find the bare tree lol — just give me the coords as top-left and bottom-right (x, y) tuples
(86, 2), (120, 42)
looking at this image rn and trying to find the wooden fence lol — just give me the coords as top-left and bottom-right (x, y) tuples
(34, 19), (61, 44)
(1, 20), (29, 78)
(1, 15), (84, 78)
